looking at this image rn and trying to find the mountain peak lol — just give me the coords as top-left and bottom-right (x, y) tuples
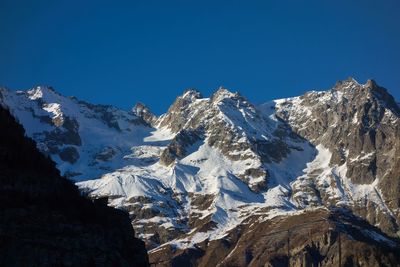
(181, 89), (202, 100)
(27, 86), (60, 101)
(132, 102), (157, 125)
(336, 78), (399, 114)
(333, 77), (360, 91)
(365, 79), (378, 89)
(211, 86), (241, 102)
(331, 79), (399, 113)
(364, 80), (400, 115)
(132, 102), (151, 115)
(165, 89), (203, 114)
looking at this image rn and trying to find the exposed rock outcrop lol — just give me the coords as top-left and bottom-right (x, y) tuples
(160, 129), (203, 166)
(132, 102), (158, 126)
(275, 78), (400, 237)
(156, 87), (300, 191)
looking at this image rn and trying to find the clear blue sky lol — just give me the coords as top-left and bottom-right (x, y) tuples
(1, 0), (399, 114)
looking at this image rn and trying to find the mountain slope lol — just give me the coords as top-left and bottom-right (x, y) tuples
(0, 106), (149, 266)
(77, 87), (317, 249)
(0, 86), (152, 181)
(271, 78), (400, 236)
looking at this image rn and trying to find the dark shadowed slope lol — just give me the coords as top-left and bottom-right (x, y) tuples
(0, 106), (149, 266)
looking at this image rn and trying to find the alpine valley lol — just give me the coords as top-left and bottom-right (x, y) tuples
(1, 78), (399, 266)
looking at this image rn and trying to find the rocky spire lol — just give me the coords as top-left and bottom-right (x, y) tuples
(181, 88), (203, 100)
(333, 77), (360, 91)
(364, 79), (400, 115)
(26, 86), (59, 101)
(132, 102), (157, 126)
(156, 89), (203, 132)
(211, 86), (240, 102)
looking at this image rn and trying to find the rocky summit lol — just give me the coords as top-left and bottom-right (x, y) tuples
(1, 78), (399, 266)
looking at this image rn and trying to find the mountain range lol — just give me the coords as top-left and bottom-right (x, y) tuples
(1, 78), (399, 266)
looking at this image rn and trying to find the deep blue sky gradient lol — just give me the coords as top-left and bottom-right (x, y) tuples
(1, 0), (399, 114)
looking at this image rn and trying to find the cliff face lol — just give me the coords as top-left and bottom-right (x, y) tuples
(274, 78), (400, 236)
(0, 106), (149, 266)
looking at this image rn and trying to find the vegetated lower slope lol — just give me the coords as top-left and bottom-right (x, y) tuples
(1, 78), (400, 266)
(0, 106), (149, 266)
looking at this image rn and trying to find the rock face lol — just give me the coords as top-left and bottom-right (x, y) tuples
(1, 79), (400, 266)
(132, 102), (158, 126)
(156, 87), (301, 191)
(274, 78), (400, 236)
(160, 129), (203, 166)
(0, 106), (149, 266)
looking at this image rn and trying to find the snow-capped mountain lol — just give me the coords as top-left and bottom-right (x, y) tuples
(1, 78), (399, 266)
(0, 86), (151, 181)
(272, 78), (400, 235)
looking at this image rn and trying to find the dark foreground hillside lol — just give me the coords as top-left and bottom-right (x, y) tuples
(0, 106), (149, 266)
